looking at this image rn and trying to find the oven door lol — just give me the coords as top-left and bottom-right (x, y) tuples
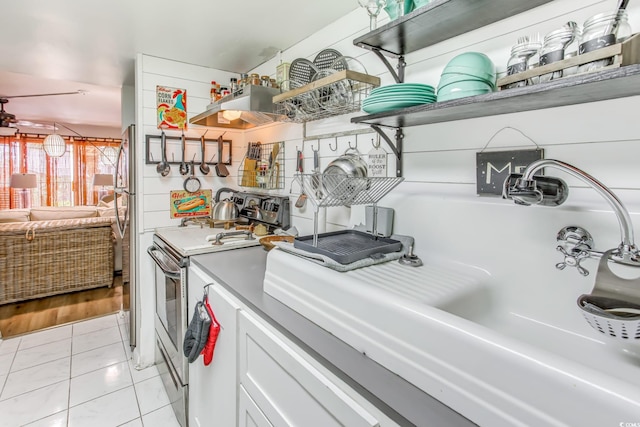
(148, 243), (189, 386)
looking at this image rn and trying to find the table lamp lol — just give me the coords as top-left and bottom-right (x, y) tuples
(10, 173), (37, 208)
(93, 173), (113, 202)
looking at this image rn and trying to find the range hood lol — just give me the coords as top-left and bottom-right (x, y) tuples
(190, 85), (286, 130)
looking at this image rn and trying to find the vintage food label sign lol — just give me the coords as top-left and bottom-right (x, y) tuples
(476, 149), (544, 196)
(170, 189), (211, 218)
(157, 86), (188, 130)
(367, 147), (388, 177)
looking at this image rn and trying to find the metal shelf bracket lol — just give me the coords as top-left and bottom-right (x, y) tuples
(371, 49), (405, 84)
(371, 125), (403, 177)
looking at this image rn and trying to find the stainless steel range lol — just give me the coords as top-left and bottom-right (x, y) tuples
(148, 190), (290, 427)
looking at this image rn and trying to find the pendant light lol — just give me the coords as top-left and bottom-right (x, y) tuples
(43, 123), (66, 157)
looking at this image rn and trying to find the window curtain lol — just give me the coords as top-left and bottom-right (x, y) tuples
(0, 134), (120, 210)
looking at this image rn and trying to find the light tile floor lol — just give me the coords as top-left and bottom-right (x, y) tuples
(0, 313), (180, 427)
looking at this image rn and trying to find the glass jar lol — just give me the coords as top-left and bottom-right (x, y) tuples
(539, 24), (579, 83)
(249, 73), (261, 86)
(239, 73), (249, 88)
(578, 11), (631, 73)
(229, 77), (238, 94)
(260, 76), (271, 87)
(505, 40), (541, 88)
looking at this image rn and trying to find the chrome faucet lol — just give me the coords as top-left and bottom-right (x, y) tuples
(503, 159), (640, 267)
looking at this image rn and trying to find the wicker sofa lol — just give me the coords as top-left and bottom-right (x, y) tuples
(0, 206), (118, 305)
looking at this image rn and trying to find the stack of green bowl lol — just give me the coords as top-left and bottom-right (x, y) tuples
(437, 52), (497, 102)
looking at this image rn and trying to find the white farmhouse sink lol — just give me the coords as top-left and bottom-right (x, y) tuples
(264, 249), (640, 426)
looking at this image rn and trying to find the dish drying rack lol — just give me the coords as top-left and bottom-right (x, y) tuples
(294, 173), (404, 247)
(238, 141), (285, 189)
(273, 70), (380, 123)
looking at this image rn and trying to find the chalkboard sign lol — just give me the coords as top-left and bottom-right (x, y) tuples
(476, 149), (544, 196)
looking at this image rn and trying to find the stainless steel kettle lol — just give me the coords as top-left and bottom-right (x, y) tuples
(212, 187), (239, 221)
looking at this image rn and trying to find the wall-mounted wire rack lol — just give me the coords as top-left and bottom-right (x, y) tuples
(295, 174), (404, 209)
(293, 173), (404, 247)
(145, 134), (232, 166)
(272, 70), (380, 123)
(238, 141), (285, 189)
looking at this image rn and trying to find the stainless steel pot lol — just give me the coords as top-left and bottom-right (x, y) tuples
(322, 151), (369, 201)
(212, 187), (239, 221)
(323, 153), (368, 178)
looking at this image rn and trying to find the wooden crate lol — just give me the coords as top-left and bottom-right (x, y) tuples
(497, 33), (640, 90)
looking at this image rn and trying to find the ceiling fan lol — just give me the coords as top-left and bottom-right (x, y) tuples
(0, 90), (86, 128)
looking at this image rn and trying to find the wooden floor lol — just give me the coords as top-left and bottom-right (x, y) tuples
(0, 275), (129, 338)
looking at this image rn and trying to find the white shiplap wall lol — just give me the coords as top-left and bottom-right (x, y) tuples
(133, 54), (246, 366)
(132, 0), (640, 404)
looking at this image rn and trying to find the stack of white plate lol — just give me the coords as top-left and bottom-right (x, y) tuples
(362, 83), (436, 114)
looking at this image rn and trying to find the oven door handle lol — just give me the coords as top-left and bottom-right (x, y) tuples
(147, 245), (182, 278)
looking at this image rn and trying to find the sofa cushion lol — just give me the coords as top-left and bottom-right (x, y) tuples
(30, 206), (99, 221)
(0, 209), (31, 223)
(97, 206), (127, 218)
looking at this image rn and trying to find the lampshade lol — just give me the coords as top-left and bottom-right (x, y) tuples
(0, 127), (18, 136)
(102, 147), (118, 165)
(10, 173), (38, 189)
(43, 133), (66, 157)
(93, 173), (113, 187)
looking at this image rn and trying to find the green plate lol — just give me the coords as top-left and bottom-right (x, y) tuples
(370, 83), (435, 95)
(364, 94), (436, 104)
(362, 99), (435, 114)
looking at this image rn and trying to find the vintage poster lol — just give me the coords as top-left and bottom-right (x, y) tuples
(170, 189), (211, 218)
(157, 86), (188, 130)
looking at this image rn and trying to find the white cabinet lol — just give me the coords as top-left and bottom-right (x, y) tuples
(239, 385), (274, 427)
(188, 266), (241, 427)
(188, 264), (395, 427)
(238, 311), (381, 427)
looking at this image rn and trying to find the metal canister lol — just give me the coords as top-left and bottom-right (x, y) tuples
(250, 73), (261, 86)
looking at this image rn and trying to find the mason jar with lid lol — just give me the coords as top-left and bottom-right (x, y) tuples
(539, 23), (580, 83)
(578, 11), (631, 73)
(505, 40), (541, 88)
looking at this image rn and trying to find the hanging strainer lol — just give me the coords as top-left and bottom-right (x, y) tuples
(577, 249), (640, 340)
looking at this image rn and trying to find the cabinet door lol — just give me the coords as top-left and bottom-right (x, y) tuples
(239, 385), (274, 427)
(238, 311), (380, 427)
(188, 266), (241, 427)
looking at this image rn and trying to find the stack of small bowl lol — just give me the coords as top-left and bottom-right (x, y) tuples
(437, 52), (497, 102)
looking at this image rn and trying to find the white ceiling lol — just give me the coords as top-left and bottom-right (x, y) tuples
(1, 0), (358, 135)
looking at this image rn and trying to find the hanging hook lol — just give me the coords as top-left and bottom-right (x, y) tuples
(328, 138), (338, 152)
(203, 283), (211, 296)
(372, 134), (381, 149)
(311, 140), (320, 152)
(348, 140), (358, 151)
(202, 129), (209, 138)
(217, 131), (227, 139)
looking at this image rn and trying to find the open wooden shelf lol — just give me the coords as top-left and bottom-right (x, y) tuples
(353, 0), (554, 57)
(351, 64), (640, 128)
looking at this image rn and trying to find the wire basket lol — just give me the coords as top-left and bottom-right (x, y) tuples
(295, 173), (404, 209)
(238, 141), (285, 189)
(273, 70), (380, 123)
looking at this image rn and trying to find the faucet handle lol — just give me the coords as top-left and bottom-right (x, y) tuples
(556, 245), (591, 276)
(555, 226), (595, 276)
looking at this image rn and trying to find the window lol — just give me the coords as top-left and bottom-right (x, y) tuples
(0, 134), (120, 209)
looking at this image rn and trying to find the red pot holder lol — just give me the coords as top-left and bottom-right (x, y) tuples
(201, 295), (221, 366)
